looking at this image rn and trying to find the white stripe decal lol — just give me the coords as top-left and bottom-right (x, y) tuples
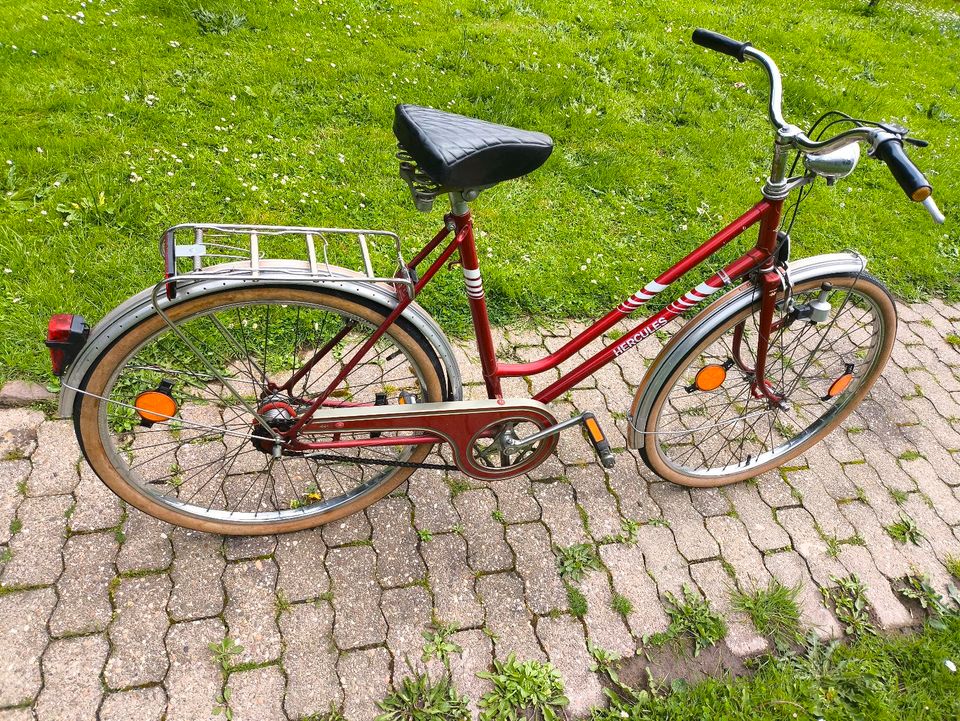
(463, 267), (484, 299)
(618, 279), (671, 314)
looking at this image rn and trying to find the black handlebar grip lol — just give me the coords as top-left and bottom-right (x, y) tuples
(692, 29), (751, 62)
(874, 139), (932, 202)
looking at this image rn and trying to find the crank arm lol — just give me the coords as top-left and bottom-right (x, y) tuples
(502, 412), (616, 469)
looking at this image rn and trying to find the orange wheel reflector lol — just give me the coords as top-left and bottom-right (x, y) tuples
(694, 364), (727, 392)
(828, 373), (854, 398)
(134, 391), (178, 423)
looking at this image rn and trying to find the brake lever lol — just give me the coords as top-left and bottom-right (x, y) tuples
(903, 137), (929, 148)
(922, 196), (945, 224)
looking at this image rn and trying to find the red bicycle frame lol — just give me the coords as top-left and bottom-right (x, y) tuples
(281, 193), (785, 448)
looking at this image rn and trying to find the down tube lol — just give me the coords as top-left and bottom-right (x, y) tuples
(533, 247), (767, 404)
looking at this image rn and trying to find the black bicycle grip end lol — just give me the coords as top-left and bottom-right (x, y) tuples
(874, 138), (932, 202)
(692, 29), (751, 62)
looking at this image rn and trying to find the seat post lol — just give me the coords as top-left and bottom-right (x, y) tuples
(449, 190), (476, 217)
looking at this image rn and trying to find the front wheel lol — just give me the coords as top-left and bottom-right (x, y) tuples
(75, 285), (447, 534)
(633, 272), (897, 487)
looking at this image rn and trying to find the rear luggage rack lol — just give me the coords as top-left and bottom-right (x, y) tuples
(159, 223), (415, 301)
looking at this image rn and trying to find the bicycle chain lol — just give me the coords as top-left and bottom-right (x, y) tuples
(302, 452), (458, 472)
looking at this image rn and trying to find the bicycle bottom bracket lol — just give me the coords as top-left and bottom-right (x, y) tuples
(250, 400), (297, 453)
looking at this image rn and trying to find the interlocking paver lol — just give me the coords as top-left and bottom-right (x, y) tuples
(453, 488), (513, 573)
(408, 470), (461, 532)
(168, 528), (226, 621)
(476, 572), (544, 662)
(706, 515), (772, 589)
(227, 665), (286, 721)
(569, 466), (623, 541)
(690, 560), (767, 657)
(755, 471), (798, 509)
(650, 483), (719, 561)
(422, 532), (484, 628)
(26, 420), (80, 496)
(275, 527), (329, 603)
(726, 483), (791, 551)
(1, 494), (71, 588)
(578, 569), (635, 657)
(635, 524), (693, 596)
(106, 574), (172, 689)
(116, 512), (173, 573)
(36, 635), (108, 721)
(490, 476), (541, 523)
(0, 408), (43, 459)
(537, 616), (604, 717)
(223, 558), (282, 664)
(280, 602), (342, 719)
(70, 462), (123, 532)
(99, 686), (167, 721)
(787, 470), (855, 539)
(690, 487), (732, 518)
(339, 646), (391, 721)
(606, 456), (662, 522)
(776, 507), (846, 588)
(165, 618), (224, 721)
(321, 510), (372, 547)
(382, 584), (434, 681)
(764, 550), (842, 639)
(327, 545), (387, 649)
(0, 587), (55, 706)
(50, 530), (118, 637)
(369, 496), (426, 587)
(533, 480), (589, 547)
(505, 522), (568, 615)
(837, 545), (914, 629)
(0, 460), (28, 546)
(599, 543), (669, 638)
(223, 534), (276, 561)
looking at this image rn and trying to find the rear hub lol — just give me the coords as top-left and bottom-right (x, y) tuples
(250, 399), (297, 454)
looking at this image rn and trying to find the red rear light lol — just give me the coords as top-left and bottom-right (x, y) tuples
(46, 314), (89, 376)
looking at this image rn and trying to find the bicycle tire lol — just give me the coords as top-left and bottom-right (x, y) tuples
(633, 272), (897, 487)
(75, 285), (446, 534)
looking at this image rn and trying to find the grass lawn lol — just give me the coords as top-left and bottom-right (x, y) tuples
(0, 0), (958, 382)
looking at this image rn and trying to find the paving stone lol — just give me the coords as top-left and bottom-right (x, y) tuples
(764, 550), (842, 639)
(599, 543), (668, 639)
(228, 665), (286, 721)
(368, 496), (426, 587)
(836, 545), (914, 630)
(838, 501), (911, 582)
(0, 408), (43, 460)
(1, 494), (71, 588)
(50, 531), (117, 637)
(421, 532), (484, 628)
(537, 616), (604, 717)
(606, 456), (662, 523)
(408, 470), (461, 532)
(491, 476), (541, 523)
(0, 380), (55, 407)
(524, 451), (566, 481)
(99, 686), (167, 721)
(690, 560), (767, 657)
(843, 461), (903, 525)
(326, 545), (387, 649)
(568, 466), (623, 542)
(106, 574), (171, 689)
(901, 457), (960, 525)
(165, 618), (224, 721)
(382, 585), (434, 682)
(705, 515), (771, 589)
(116, 511), (172, 573)
(280, 602), (342, 719)
(726, 483), (791, 552)
(35, 635), (108, 721)
(448, 628), (493, 719)
(0, 460), (28, 545)
(755, 471), (798, 509)
(650, 483), (719, 561)
(224, 558), (282, 664)
(339, 646), (391, 721)
(0, 707), (33, 721)
(321, 511), (372, 547)
(847, 433), (916, 493)
(635, 524), (693, 596)
(901, 494), (960, 564)
(223, 534), (277, 561)
(776, 507), (846, 587)
(453, 488), (513, 573)
(0, 587), (55, 706)
(26, 420), (80, 496)
(788, 470), (855, 539)
(505, 522), (568, 615)
(477, 572), (544, 661)
(70, 461), (123, 532)
(168, 527), (226, 621)
(578, 570), (635, 657)
(690, 487), (732, 517)
(533, 481), (589, 547)
(274, 527), (329, 603)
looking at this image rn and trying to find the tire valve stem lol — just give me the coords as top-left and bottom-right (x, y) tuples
(809, 282), (833, 324)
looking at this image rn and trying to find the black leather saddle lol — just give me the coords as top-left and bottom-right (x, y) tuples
(393, 104), (553, 190)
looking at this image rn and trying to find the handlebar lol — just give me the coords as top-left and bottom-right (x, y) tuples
(692, 28), (944, 223)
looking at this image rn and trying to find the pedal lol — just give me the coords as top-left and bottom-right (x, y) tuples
(581, 412), (616, 469)
(398, 391), (418, 405)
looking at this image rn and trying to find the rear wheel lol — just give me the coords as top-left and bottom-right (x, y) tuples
(76, 286), (446, 534)
(636, 273), (897, 487)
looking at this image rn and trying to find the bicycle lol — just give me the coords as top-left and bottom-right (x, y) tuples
(45, 30), (945, 535)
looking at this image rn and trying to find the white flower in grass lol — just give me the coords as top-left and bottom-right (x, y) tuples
(144, 94), (157, 106)
(946, 659), (957, 672)
(169, 41), (180, 48)
(129, 171), (142, 183)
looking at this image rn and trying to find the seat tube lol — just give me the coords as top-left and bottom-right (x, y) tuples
(450, 194), (503, 399)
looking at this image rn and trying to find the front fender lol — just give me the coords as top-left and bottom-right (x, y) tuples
(57, 261), (463, 418)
